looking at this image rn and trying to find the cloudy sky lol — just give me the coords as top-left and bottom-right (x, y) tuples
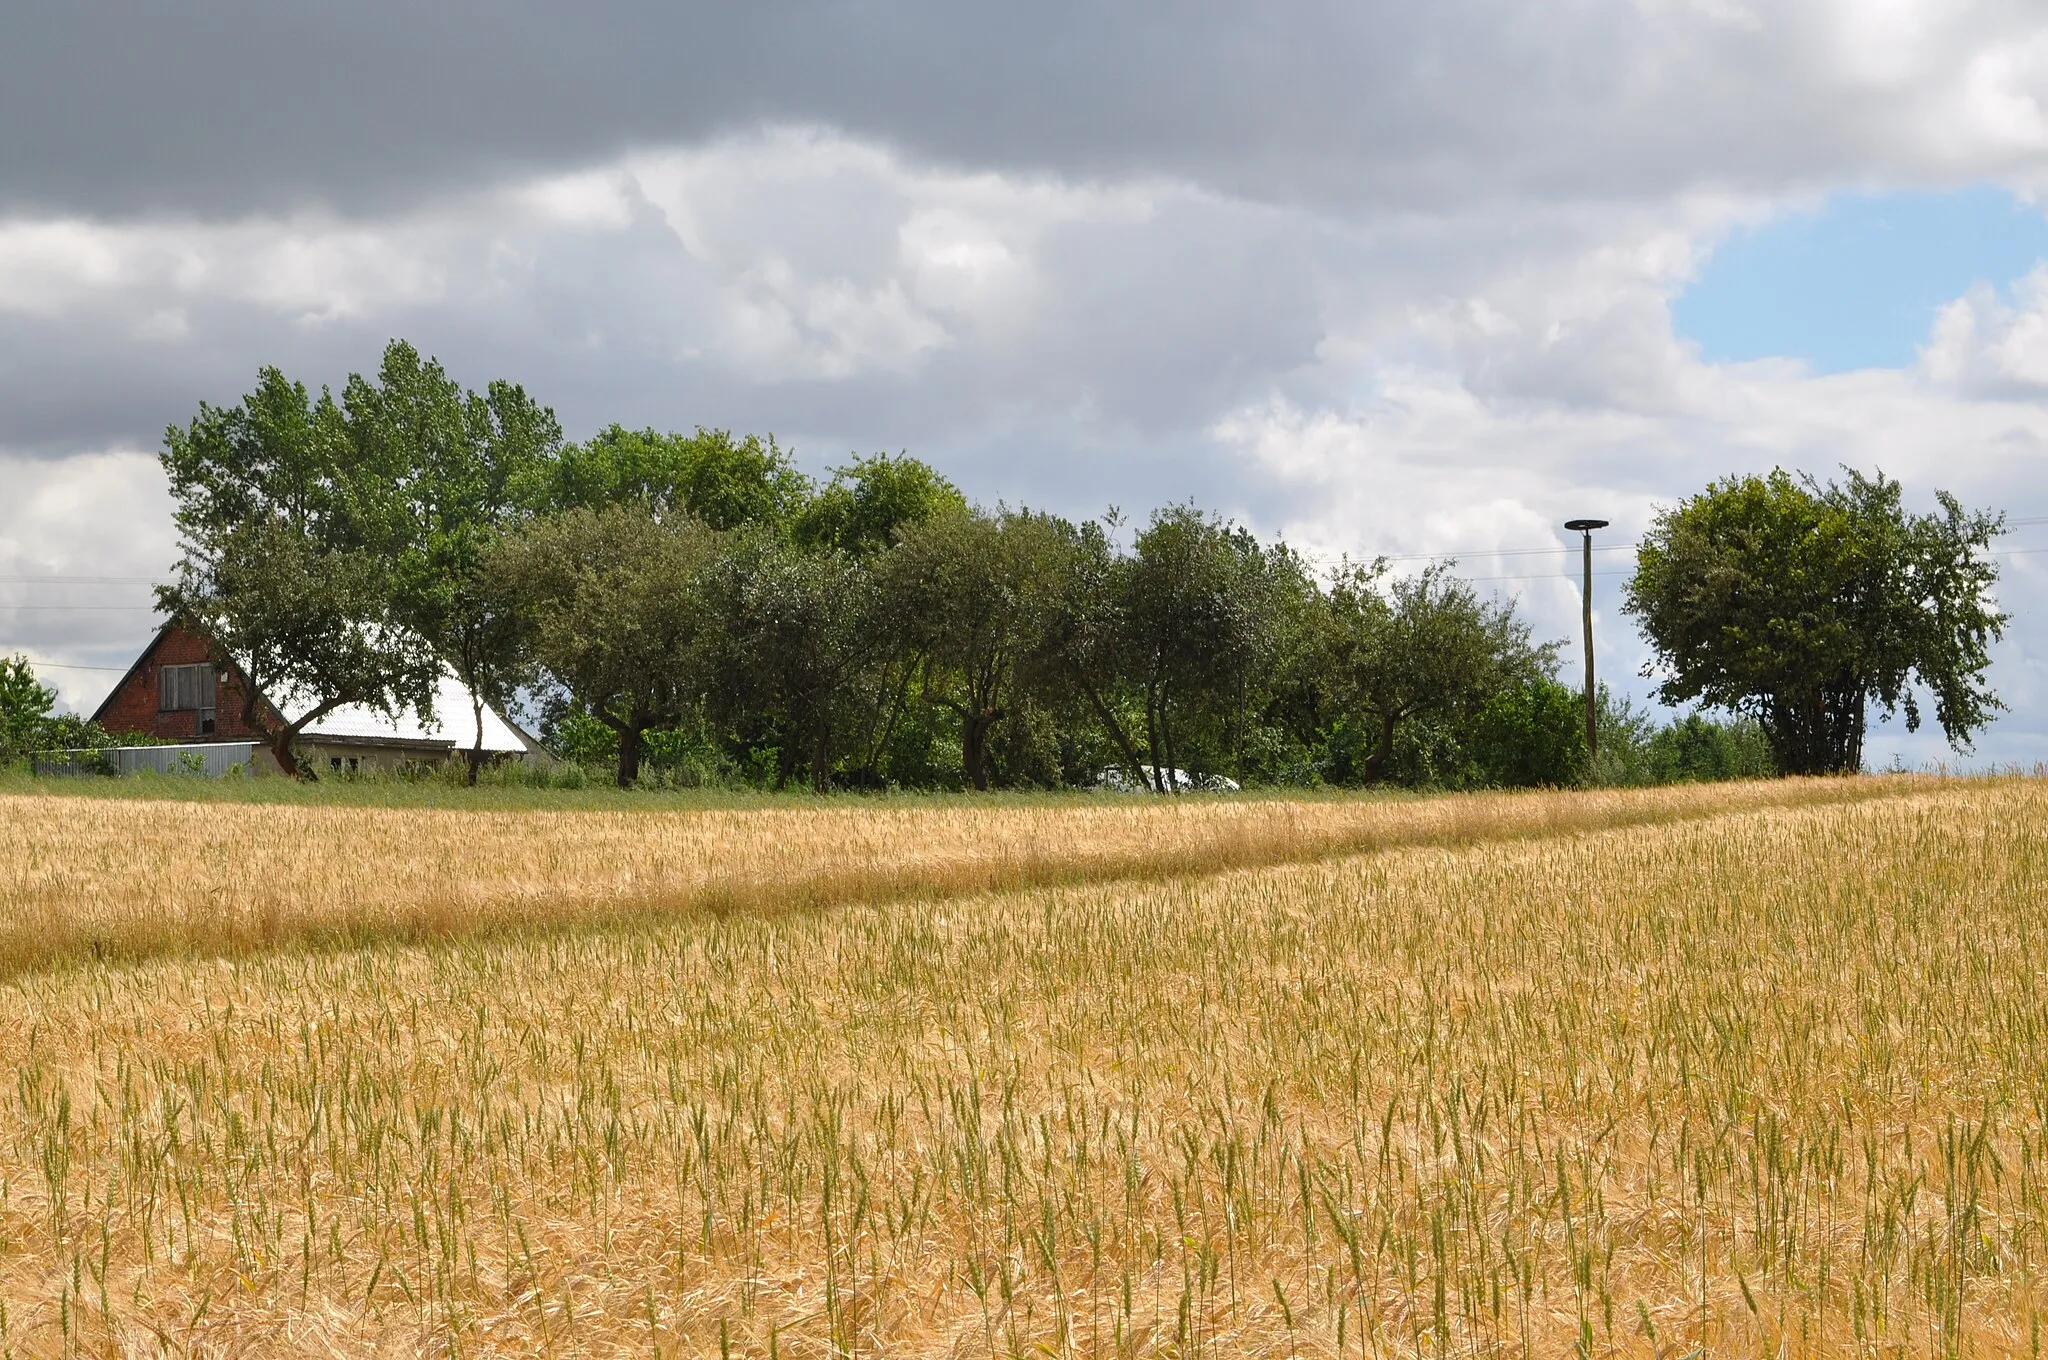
(6, 0), (2048, 765)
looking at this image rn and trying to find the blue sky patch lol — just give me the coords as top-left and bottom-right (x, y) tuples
(1672, 186), (2048, 373)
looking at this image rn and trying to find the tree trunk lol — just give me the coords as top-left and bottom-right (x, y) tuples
(466, 692), (487, 787)
(1232, 677), (1246, 787)
(616, 725), (643, 788)
(961, 708), (1000, 792)
(1359, 712), (1397, 785)
(1160, 697), (1181, 796)
(242, 676), (302, 777)
(1144, 688), (1167, 793)
(1766, 678), (1866, 775)
(1840, 690), (1866, 773)
(268, 727), (302, 779)
(862, 662), (917, 778)
(1079, 678), (1149, 795)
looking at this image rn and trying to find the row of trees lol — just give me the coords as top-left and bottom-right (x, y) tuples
(154, 343), (1580, 789)
(150, 341), (2007, 789)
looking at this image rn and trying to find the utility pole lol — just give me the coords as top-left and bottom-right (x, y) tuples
(1564, 518), (1609, 763)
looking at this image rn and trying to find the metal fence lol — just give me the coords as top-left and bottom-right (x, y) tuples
(32, 742), (259, 778)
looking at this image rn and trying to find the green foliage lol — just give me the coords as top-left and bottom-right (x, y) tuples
(488, 504), (723, 788)
(1467, 679), (1589, 787)
(366, 341), (565, 782)
(551, 426), (810, 530)
(1115, 506), (1298, 790)
(795, 453), (966, 557)
(157, 355), (447, 775)
(1625, 467), (2005, 774)
(0, 655), (58, 764)
(540, 710), (733, 789)
(151, 340), (2012, 799)
(1592, 688), (1775, 786)
(0, 657), (145, 769)
(884, 508), (1071, 790)
(1301, 561), (1556, 785)
(1646, 712), (1775, 783)
(702, 537), (884, 792)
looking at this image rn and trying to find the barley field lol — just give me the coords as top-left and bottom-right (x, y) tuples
(1, 777), (2044, 1356)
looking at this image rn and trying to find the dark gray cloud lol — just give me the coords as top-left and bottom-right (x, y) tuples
(9, 2), (2047, 218)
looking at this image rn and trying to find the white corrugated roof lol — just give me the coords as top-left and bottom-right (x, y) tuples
(276, 669), (533, 753)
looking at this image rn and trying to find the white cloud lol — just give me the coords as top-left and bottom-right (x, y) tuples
(0, 449), (174, 712)
(1921, 265), (2048, 390)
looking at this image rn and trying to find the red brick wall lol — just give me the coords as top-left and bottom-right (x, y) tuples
(93, 625), (273, 742)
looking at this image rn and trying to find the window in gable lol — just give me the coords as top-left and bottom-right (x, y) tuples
(160, 663), (216, 712)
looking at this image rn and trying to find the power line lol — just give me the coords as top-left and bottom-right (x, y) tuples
(0, 574), (160, 586)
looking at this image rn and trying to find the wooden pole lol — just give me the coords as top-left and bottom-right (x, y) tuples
(1581, 528), (1597, 762)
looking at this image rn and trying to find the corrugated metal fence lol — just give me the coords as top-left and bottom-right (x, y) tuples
(32, 742), (259, 778)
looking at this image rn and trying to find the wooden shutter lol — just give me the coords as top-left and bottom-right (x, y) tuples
(159, 664), (216, 712)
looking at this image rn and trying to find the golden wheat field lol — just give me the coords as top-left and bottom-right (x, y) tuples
(1, 777), (2045, 1357)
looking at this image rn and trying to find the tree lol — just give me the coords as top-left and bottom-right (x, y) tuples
(885, 508), (1070, 790)
(703, 537), (882, 792)
(1116, 506), (1285, 791)
(357, 342), (563, 782)
(795, 454), (967, 557)
(157, 365), (440, 776)
(550, 425), (810, 530)
(1311, 561), (1552, 785)
(1021, 516), (1153, 788)
(1624, 468), (2005, 774)
(1465, 678), (1587, 787)
(488, 505), (723, 787)
(0, 655), (57, 764)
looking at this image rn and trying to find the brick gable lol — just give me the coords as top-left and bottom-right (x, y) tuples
(91, 623), (276, 742)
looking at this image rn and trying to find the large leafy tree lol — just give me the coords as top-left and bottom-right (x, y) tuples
(1624, 467), (2005, 774)
(1309, 561), (1552, 785)
(487, 505), (723, 788)
(885, 507), (1071, 791)
(703, 537), (883, 792)
(1022, 516), (1153, 787)
(1115, 505), (1281, 791)
(352, 342), (563, 781)
(158, 366), (439, 776)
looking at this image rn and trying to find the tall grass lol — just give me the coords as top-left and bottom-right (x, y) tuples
(0, 779), (2042, 1355)
(0, 777), (1899, 975)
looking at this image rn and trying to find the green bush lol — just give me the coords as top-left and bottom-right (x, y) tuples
(1467, 679), (1588, 787)
(1593, 687), (1776, 785)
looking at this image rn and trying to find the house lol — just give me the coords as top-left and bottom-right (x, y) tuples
(91, 621), (548, 775)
